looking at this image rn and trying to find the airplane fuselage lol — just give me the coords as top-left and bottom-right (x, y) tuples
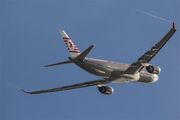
(69, 57), (159, 84)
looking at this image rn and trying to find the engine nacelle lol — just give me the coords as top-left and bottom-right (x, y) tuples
(146, 65), (161, 74)
(98, 85), (114, 95)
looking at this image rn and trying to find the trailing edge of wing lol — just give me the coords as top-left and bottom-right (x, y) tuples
(23, 79), (110, 94)
(123, 22), (176, 75)
(44, 60), (73, 67)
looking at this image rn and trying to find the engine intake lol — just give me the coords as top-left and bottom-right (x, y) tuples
(98, 85), (114, 95)
(146, 65), (161, 74)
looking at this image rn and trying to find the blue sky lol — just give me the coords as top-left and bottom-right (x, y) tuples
(1, 1), (180, 120)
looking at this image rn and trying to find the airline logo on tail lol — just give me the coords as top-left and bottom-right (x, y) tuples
(59, 30), (81, 57)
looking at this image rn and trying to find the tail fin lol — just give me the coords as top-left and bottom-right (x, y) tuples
(59, 30), (81, 57)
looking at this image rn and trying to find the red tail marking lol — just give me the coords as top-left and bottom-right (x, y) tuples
(69, 51), (81, 53)
(69, 42), (73, 47)
(64, 40), (69, 42)
(63, 38), (71, 40)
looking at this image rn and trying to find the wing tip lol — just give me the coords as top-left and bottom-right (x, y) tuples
(21, 89), (27, 93)
(172, 22), (176, 29)
(44, 65), (50, 67)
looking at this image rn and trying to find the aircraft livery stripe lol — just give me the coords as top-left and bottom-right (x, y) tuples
(63, 38), (71, 40)
(86, 59), (129, 67)
(86, 58), (146, 71)
(69, 51), (81, 53)
(64, 40), (69, 42)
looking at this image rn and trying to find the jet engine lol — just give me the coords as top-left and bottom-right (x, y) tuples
(146, 65), (161, 74)
(98, 85), (114, 95)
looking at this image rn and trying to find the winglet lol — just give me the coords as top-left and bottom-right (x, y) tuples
(173, 22), (176, 29)
(21, 89), (27, 93)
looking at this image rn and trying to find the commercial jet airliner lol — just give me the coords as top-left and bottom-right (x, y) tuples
(22, 23), (176, 95)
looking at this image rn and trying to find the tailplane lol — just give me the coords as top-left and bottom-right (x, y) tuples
(59, 30), (81, 57)
(75, 44), (94, 61)
(44, 60), (73, 67)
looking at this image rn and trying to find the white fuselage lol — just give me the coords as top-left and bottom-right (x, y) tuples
(69, 57), (159, 84)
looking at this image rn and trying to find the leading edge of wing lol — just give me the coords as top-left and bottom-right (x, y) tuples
(22, 79), (110, 95)
(123, 22), (176, 75)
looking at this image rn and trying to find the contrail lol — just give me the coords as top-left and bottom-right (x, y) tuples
(127, 6), (172, 23)
(135, 9), (172, 22)
(5, 81), (21, 89)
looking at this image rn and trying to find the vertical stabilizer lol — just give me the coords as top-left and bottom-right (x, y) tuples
(59, 30), (81, 57)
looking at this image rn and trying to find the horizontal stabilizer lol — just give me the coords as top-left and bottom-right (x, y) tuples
(44, 60), (73, 67)
(75, 45), (94, 61)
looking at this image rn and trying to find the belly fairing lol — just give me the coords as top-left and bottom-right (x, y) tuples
(111, 71), (140, 83)
(136, 71), (159, 84)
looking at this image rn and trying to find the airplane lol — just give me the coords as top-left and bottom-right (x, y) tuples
(22, 22), (176, 95)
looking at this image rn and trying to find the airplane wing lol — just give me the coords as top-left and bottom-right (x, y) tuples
(123, 22), (176, 75)
(22, 79), (110, 94)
